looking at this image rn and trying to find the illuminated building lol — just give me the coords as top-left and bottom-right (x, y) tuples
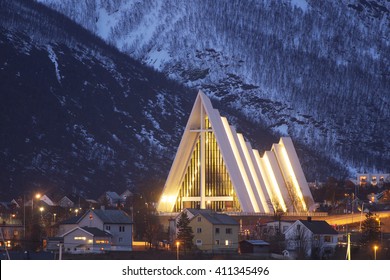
(157, 91), (314, 213)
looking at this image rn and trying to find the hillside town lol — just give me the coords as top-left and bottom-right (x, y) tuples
(0, 177), (389, 260)
(1, 92), (389, 261)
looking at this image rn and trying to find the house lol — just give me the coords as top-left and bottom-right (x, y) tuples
(284, 218), (340, 259)
(261, 220), (293, 240)
(99, 191), (122, 208)
(39, 194), (56, 207)
(60, 227), (112, 254)
(120, 190), (133, 204)
(357, 173), (390, 187)
(57, 215), (84, 236)
(168, 208), (212, 243)
(57, 196), (75, 208)
(239, 240), (270, 255)
(67, 208), (132, 251)
(188, 210), (239, 253)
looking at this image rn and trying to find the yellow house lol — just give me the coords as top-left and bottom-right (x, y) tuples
(189, 211), (239, 253)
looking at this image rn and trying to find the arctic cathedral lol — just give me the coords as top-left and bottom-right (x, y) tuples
(157, 91), (314, 214)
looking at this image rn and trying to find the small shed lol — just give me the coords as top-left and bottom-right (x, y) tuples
(239, 240), (270, 254)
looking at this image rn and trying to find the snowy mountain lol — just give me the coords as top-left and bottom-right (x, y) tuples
(0, 0), (196, 199)
(1, 0), (389, 200)
(36, 0), (390, 176)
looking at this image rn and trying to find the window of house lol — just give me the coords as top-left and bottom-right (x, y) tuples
(226, 228), (232, 234)
(324, 236), (332, 242)
(119, 237), (123, 243)
(196, 239), (202, 245)
(197, 217), (202, 222)
(215, 228), (220, 234)
(106, 225), (111, 231)
(74, 237), (86, 240)
(197, 228), (202, 233)
(215, 240), (220, 245)
(225, 240), (231, 246)
(119, 226), (125, 232)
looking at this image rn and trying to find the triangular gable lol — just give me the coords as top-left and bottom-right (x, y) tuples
(157, 91), (313, 214)
(60, 226), (94, 238)
(157, 91), (270, 213)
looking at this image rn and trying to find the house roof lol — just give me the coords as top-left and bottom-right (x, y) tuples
(194, 212), (239, 226)
(105, 192), (121, 200)
(298, 220), (338, 235)
(61, 226), (112, 238)
(91, 209), (132, 224)
(240, 240), (270, 246)
(81, 227), (112, 237)
(59, 215), (83, 224)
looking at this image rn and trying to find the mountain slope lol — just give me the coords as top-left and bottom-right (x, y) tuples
(0, 0), (196, 199)
(37, 0), (390, 176)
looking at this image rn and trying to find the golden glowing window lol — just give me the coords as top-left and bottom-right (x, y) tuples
(74, 237), (86, 240)
(175, 128), (241, 212)
(96, 240), (109, 244)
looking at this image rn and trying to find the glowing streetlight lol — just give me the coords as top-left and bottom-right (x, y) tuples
(32, 193), (41, 216)
(176, 241), (180, 260)
(53, 213), (57, 223)
(374, 245), (378, 260)
(75, 209), (79, 216)
(39, 207), (44, 218)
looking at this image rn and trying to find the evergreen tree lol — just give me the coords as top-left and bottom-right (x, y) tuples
(176, 212), (194, 251)
(360, 212), (380, 246)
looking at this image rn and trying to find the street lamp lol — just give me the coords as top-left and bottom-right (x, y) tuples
(359, 202), (364, 232)
(39, 207), (44, 219)
(176, 241), (180, 260)
(376, 217), (381, 243)
(374, 245), (378, 260)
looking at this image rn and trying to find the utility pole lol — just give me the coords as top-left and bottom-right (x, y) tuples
(346, 233), (351, 260)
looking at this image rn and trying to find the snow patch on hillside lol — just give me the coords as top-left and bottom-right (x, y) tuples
(47, 45), (61, 83)
(290, 0), (309, 12)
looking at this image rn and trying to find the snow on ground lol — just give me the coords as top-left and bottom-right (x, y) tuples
(290, 0), (308, 12)
(47, 45), (61, 83)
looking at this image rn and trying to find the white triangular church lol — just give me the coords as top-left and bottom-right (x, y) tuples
(157, 91), (314, 213)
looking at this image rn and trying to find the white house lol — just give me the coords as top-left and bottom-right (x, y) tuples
(261, 220), (293, 239)
(56, 208), (133, 252)
(57, 196), (75, 208)
(61, 227), (112, 254)
(77, 209), (132, 251)
(284, 218), (340, 259)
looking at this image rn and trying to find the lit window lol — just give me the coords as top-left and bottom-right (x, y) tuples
(74, 237), (86, 240)
(225, 240), (230, 246)
(96, 240), (109, 244)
